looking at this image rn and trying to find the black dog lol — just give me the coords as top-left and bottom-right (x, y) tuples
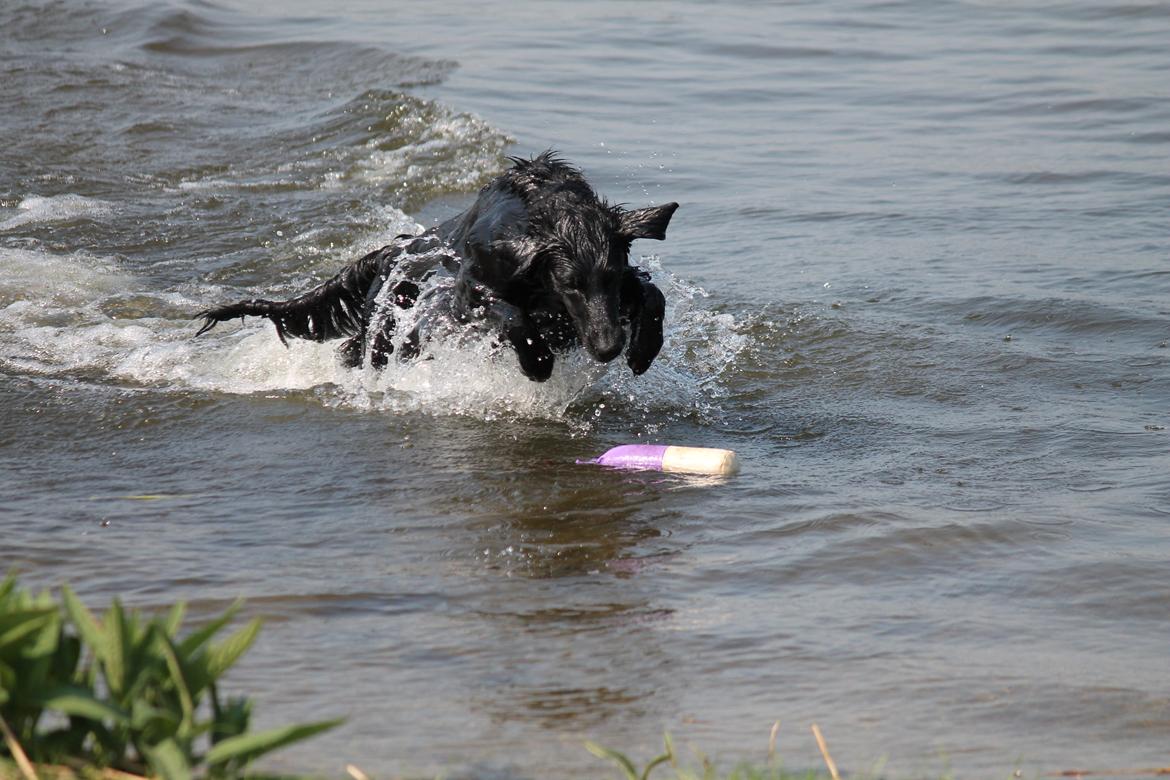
(195, 152), (678, 382)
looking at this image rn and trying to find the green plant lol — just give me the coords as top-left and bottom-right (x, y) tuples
(585, 733), (829, 780)
(586, 734), (678, 780)
(0, 574), (341, 779)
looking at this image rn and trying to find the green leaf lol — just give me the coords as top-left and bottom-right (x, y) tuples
(162, 602), (186, 639)
(585, 741), (641, 780)
(0, 574), (16, 602)
(177, 600), (242, 658)
(130, 698), (179, 738)
(211, 694), (251, 744)
(205, 617), (261, 680)
(0, 608), (57, 653)
(144, 737), (193, 780)
(104, 599), (128, 698)
(50, 633), (82, 687)
(33, 588), (56, 610)
(60, 586), (105, 661)
(205, 718), (343, 769)
(22, 612), (61, 659)
(154, 630), (195, 739)
(33, 685), (129, 724)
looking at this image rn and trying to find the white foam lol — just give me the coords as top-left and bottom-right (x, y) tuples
(0, 194), (113, 231)
(175, 178), (235, 192)
(0, 247), (130, 309)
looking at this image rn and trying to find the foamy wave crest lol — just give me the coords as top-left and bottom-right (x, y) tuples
(0, 247), (130, 307)
(0, 194), (113, 231)
(166, 91), (512, 205)
(354, 112), (512, 198)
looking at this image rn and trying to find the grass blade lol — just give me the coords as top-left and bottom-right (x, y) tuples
(641, 752), (672, 780)
(0, 712), (38, 780)
(811, 723), (840, 780)
(585, 741), (640, 780)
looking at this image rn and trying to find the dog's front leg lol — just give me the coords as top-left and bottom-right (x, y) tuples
(621, 267), (666, 375)
(503, 316), (555, 382)
(486, 299), (554, 382)
(456, 275), (554, 381)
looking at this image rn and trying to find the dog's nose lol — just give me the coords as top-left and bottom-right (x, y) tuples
(590, 330), (625, 363)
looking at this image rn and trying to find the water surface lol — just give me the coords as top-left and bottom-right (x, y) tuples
(2, 1), (1169, 777)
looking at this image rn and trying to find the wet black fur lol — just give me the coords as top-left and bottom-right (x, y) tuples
(195, 152), (678, 381)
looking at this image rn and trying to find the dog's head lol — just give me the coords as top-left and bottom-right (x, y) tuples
(464, 153), (676, 362)
(512, 154), (678, 364)
(535, 197), (677, 362)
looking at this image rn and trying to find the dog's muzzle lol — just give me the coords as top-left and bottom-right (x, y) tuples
(587, 328), (625, 363)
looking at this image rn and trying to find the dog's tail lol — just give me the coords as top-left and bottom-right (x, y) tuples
(194, 246), (392, 345)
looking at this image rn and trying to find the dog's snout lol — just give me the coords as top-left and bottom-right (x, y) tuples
(590, 329), (625, 363)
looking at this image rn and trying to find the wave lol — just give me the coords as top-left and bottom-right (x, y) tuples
(0, 0), (501, 216)
(0, 194), (114, 232)
(951, 295), (1168, 340)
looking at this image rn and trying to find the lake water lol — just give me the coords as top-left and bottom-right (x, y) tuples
(2, 0), (1169, 777)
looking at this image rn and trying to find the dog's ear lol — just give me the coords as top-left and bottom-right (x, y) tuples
(619, 202), (679, 241)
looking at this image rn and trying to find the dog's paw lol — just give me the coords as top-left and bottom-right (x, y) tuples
(507, 326), (554, 382)
(193, 299), (276, 337)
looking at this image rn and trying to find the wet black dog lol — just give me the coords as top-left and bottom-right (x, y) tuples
(195, 152), (677, 381)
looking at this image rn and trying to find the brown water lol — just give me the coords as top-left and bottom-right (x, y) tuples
(2, 0), (1169, 777)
